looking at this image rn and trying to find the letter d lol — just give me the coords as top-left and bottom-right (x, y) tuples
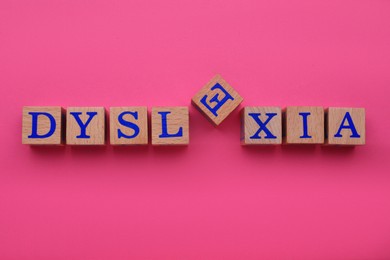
(28, 112), (56, 138)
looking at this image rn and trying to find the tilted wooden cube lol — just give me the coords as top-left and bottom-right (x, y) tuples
(151, 107), (189, 145)
(22, 106), (64, 145)
(326, 107), (365, 145)
(66, 107), (105, 145)
(241, 106), (282, 145)
(192, 74), (243, 126)
(110, 107), (148, 145)
(285, 106), (324, 144)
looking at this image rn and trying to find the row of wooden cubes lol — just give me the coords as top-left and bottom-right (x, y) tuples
(241, 106), (365, 145)
(22, 106), (189, 145)
(22, 106), (365, 145)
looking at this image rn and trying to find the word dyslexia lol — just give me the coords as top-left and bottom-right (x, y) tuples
(22, 75), (365, 146)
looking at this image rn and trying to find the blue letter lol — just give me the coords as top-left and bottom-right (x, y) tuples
(117, 111), (140, 139)
(70, 112), (97, 139)
(248, 113), (277, 139)
(334, 112), (360, 138)
(299, 112), (312, 138)
(158, 111), (183, 138)
(200, 83), (234, 117)
(28, 112), (56, 138)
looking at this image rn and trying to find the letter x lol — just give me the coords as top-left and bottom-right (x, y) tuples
(248, 113), (277, 139)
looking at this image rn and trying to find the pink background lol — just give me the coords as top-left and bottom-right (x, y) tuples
(1, 0), (390, 259)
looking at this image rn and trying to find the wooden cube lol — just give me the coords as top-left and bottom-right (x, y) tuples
(192, 74), (243, 126)
(66, 107), (105, 145)
(110, 107), (148, 145)
(22, 106), (64, 145)
(151, 107), (189, 145)
(326, 107), (365, 145)
(285, 106), (324, 144)
(241, 106), (282, 145)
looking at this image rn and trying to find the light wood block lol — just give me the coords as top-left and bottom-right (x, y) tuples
(192, 74), (243, 126)
(241, 106), (282, 145)
(326, 107), (365, 145)
(285, 106), (324, 144)
(66, 107), (105, 145)
(151, 107), (189, 145)
(110, 107), (148, 145)
(22, 106), (64, 145)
